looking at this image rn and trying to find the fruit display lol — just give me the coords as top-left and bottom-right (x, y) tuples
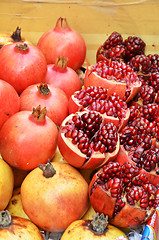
(0, 16), (158, 240)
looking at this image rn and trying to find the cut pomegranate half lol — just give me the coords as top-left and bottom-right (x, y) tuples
(84, 60), (141, 103)
(69, 86), (130, 131)
(58, 111), (119, 169)
(89, 161), (158, 228)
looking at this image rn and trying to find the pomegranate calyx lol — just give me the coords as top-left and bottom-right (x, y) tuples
(0, 210), (12, 228)
(90, 213), (108, 234)
(55, 56), (68, 69)
(54, 17), (71, 31)
(37, 83), (50, 95)
(11, 26), (22, 42)
(32, 105), (47, 120)
(38, 160), (56, 178)
(15, 43), (28, 51)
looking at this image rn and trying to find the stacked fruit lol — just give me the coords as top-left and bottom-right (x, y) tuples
(0, 18), (158, 240)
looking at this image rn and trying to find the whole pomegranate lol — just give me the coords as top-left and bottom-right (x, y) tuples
(58, 111), (119, 169)
(69, 86), (130, 131)
(84, 60), (141, 102)
(89, 161), (159, 228)
(0, 42), (47, 94)
(61, 213), (128, 240)
(37, 17), (86, 71)
(21, 161), (89, 232)
(0, 105), (58, 170)
(0, 79), (20, 129)
(0, 210), (44, 240)
(43, 56), (82, 99)
(20, 83), (69, 126)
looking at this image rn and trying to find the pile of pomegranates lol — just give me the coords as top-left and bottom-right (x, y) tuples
(0, 18), (158, 240)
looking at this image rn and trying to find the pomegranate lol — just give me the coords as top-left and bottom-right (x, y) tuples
(58, 111), (119, 169)
(69, 86), (130, 131)
(0, 79), (20, 129)
(21, 161), (89, 232)
(84, 60), (141, 102)
(0, 26), (32, 48)
(43, 56), (82, 99)
(117, 104), (159, 187)
(89, 161), (158, 228)
(61, 213), (128, 240)
(0, 105), (58, 170)
(0, 210), (44, 240)
(96, 32), (126, 62)
(96, 32), (146, 63)
(0, 42), (47, 94)
(37, 17), (86, 71)
(20, 83), (69, 126)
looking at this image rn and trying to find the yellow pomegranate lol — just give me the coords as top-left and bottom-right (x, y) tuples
(0, 26), (32, 48)
(0, 156), (14, 210)
(61, 213), (128, 240)
(6, 187), (29, 220)
(0, 210), (44, 240)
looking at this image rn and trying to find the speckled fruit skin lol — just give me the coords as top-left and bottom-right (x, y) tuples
(21, 162), (89, 232)
(60, 219), (128, 240)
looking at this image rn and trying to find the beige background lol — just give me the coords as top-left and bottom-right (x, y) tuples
(0, 0), (159, 64)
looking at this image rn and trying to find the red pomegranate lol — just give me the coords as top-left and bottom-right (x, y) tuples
(0, 105), (58, 170)
(89, 161), (158, 228)
(37, 17), (86, 71)
(43, 56), (82, 99)
(0, 42), (47, 94)
(69, 86), (130, 131)
(84, 60), (141, 102)
(58, 111), (119, 169)
(20, 83), (69, 126)
(0, 80), (20, 129)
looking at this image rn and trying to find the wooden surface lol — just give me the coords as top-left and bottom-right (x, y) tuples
(0, 0), (159, 64)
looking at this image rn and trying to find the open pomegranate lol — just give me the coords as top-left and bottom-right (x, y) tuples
(116, 103), (159, 187)
(89, 161), (159, 228)
(69, 86), (130, 131)
(58, 111), (119, 169)
(84, 60), (141, 102)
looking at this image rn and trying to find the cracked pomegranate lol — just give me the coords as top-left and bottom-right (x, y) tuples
(89, 161), (159, 228)
(84, 60), (141, 102)
(69, 86), (130, 131)
(58, 111), (119, 169)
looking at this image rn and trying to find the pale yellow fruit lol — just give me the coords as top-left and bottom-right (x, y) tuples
(61, 218), (128, 240)
(0, 157), (14, 210)
(82, 204), (96, 220)
(0, 211), (43, 240)
(6, 187), (29, 220)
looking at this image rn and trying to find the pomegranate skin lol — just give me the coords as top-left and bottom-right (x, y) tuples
(115, 146), (159, 187)
(0, 43), (47, 94)
(0, 110), (58, 170)
(37, 17), (86, 71)
(43, 63), (82, 100)
(0, 79), (20, 129)
(21, 162), (89, 232)
(20, 83), (69, 126)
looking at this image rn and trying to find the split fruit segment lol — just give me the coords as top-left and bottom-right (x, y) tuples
(58, 111), (119, 169)
(84, 60), (141, 103)
(89, 161), (159, 229)
(69, 86), (130, 131)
